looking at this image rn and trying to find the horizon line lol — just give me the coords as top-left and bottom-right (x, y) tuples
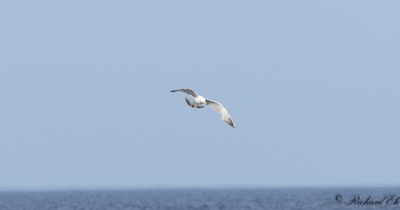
(1, 183), (400, 192)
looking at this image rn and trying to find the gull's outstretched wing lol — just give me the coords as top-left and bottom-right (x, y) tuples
(205, 99), (235, 128)
(170, 88), (198, 97)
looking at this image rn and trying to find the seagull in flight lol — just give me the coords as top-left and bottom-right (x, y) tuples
(170, 88), (235, 128)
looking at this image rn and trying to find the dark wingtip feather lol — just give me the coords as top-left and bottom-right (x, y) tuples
(227, 119), (235, 128)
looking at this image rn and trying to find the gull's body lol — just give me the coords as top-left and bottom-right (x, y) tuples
(170, 88), (235, 128)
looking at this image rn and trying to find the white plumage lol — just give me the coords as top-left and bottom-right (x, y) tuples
(170, 88), (235, 128)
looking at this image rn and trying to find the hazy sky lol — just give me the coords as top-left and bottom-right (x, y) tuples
(0, 1), (399, 189)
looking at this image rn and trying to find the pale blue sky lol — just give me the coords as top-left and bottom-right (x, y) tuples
(0, 1), (399, 189)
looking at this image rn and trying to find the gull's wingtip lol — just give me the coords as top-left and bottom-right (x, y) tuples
(227, 119), (235, 128)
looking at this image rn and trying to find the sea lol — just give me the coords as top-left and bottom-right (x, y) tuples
(1, 187), (399, 210)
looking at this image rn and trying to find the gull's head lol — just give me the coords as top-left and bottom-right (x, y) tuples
(185, 96), (195, 107)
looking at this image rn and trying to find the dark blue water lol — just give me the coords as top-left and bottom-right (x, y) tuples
(1, 188), (399, 210)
